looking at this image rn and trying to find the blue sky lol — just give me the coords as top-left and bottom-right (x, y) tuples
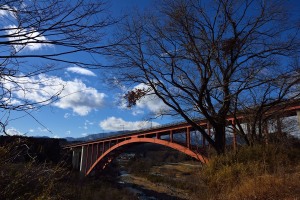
(1, 0), (174, 139)
(1, 0), (300, 139)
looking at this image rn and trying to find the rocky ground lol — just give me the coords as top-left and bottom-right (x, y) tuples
(119, 162), (203, 200)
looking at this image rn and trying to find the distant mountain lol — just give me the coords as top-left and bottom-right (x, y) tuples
(65, 130), (128, 142)
(64, 137), (79, 142)
(34, 136), (50, 139)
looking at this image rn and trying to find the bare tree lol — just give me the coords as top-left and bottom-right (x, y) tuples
(0, 0), (116, 134)
(110, 0), (300, 154)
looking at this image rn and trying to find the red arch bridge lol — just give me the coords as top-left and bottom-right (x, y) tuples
(65, 102), (300, 176)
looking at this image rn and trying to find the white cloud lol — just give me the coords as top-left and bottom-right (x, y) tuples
(53, 78), (106, 116)
(80, 120), (95, 130)
(119, 83), (169, 116)
(6, 127), (22, 135)
(132, 110), (144, 116)
(37, 127), (48, 132)
(4, 74), (106, 116)
(66, 130), (71, 135)
(99, 117), (160, 131)
(64, 113), (71, 119)
(0, 5), (16, 18)
(5, 24), (51, 51)
(134, 83), (168, 114)
(66, 66), (96, 77)
(2, 97), (22, 107)
(85, 120), (94, 129)
(85, 120), (94, 126)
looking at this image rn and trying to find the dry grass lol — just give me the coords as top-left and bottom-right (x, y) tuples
(228, 172), (300, 200)
(132, 144), (300, 200)
(199, 144), (300, 200)
(2, 137), (299, 199)
(0, 143), (136, 200)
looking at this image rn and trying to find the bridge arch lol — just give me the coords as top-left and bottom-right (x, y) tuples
(86, 137), (208, 176)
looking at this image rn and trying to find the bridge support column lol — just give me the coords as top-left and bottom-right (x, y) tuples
(80, 146), (87, 173)
(90, 144), (94, 168)
(186, 127), (190, 149)
(96, 143), (99, 159)
(232, 120), (237, 151)
(276, 116), (282, 134)
(72, 147), (82, 170)
(156, 133), (161, 139)
(263, 121), (269, 145)
(170, 130), (173, 142)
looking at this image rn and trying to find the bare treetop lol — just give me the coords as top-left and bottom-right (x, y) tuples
(0, 0), (117, 67)
(110, 0), (300, 153)
(0, 0), (116, 135)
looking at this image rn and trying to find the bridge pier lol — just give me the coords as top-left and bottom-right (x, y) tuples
(231, 119), (237, 151)
(70, 146), (87, 174)
(80, 146), (87, 173)
(170, 130), (173, 142)
(72, 147), (82, 170)
(186, 127), (191, 149)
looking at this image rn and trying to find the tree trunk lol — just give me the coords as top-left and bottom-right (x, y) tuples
(214, 124), (226, 154)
